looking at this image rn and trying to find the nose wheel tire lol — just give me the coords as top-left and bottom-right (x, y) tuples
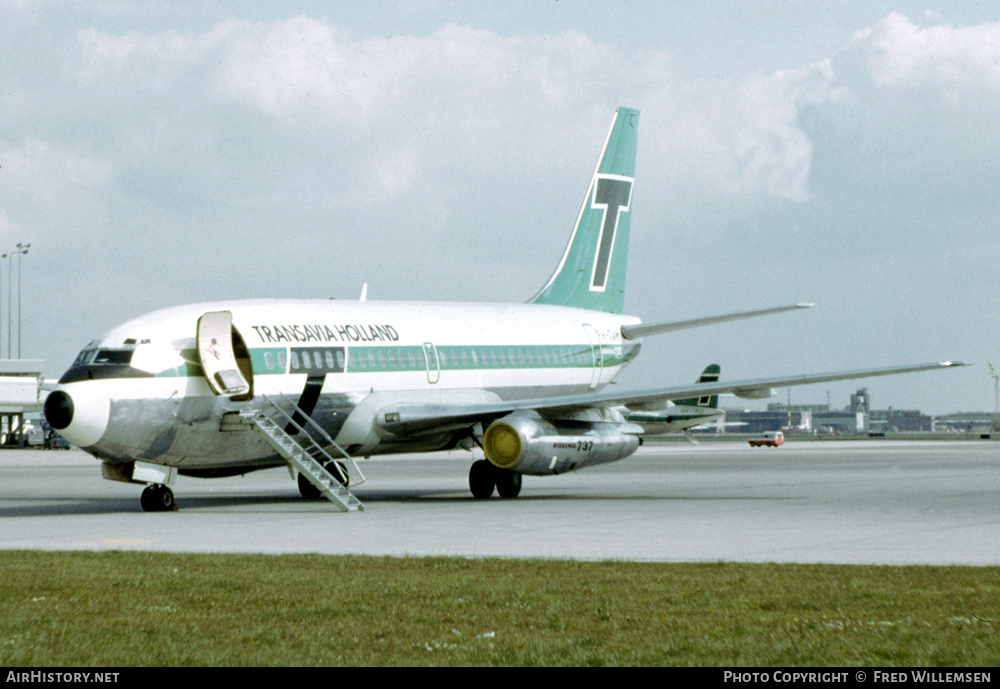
(140, 484), (176, 512)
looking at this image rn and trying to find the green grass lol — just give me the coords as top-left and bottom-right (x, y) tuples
(1, 551), (997, 666)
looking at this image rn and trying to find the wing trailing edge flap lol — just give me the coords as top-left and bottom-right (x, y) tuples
(377, 361), (968, 438)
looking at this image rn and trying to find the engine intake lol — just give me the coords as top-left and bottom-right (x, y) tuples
(483, 415), (640, 475)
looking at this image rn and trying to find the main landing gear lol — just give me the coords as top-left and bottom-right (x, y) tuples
(140, 484), (177, 512)
(469, 460), (522, 499)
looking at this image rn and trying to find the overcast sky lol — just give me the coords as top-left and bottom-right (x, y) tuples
(2, 1), (998, 415)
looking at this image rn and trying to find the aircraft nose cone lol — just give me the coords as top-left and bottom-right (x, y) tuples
(44, 390), (74, 430)
(42, 385), (110, 448)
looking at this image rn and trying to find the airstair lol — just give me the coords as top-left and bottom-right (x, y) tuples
(241, 395), (364, 512)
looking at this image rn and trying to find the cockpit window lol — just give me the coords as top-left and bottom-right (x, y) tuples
(92, 349), (135, 365)
(73, 349), (97, 366)
(60, 344), (144, 384)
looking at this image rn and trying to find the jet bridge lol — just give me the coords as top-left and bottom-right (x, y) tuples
(0, 360), (44, 447)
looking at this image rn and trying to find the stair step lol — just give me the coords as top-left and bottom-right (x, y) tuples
(247, 398), (364, 513)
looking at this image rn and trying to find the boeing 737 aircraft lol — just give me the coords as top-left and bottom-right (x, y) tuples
(43, 107), (965, 511)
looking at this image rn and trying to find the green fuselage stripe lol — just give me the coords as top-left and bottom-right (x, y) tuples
(154, 343), (641, 378)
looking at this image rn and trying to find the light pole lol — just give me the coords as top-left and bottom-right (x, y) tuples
(15, 244), (28, 358)
(4, 244), (29, 359)
(3, 252), (9, 360)
(0, 254), (4, 359)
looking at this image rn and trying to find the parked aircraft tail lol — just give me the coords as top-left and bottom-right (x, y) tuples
(674, 364), (721, 409)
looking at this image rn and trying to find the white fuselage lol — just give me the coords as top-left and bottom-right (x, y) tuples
(49, 299), (642, 472)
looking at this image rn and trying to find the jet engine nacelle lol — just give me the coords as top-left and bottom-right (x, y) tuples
(482, 415), (641, 476)
(732, 387), (776, 399)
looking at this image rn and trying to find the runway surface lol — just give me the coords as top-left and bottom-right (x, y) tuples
(1, 440), (997, 565)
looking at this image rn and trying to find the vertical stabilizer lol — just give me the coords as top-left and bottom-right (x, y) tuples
(532, 107), (639, 314)
(674, 364), (721, 408)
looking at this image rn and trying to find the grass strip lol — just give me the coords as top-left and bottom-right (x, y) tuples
(1, 551), (997, 666)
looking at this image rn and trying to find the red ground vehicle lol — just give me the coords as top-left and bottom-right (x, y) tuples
(749, 431), (784, 447)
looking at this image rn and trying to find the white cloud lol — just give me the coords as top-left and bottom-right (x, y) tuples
(637, 70), (819, 215)
(215, 16), (367, 122)
(215, 18), (588, 124)
(857, 12), (1000, 90)
(801, 12), (1000, 222)
(75, 26), (220, 83)
(1, 139), (112, 201)
(58, 12), (1000, 231)
(69, 17), (816, 207)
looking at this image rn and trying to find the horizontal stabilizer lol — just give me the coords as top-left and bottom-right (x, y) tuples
(621, 303), (813, 340)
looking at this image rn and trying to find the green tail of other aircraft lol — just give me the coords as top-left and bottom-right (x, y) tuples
(674, 364), (721, 408)
(532, 107), (638, 314)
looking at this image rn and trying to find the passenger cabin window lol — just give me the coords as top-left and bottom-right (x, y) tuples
(287, 347), (345, 373)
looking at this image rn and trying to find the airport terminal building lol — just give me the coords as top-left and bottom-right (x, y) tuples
(716, 387), (994, 436)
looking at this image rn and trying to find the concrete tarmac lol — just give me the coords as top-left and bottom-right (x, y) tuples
(1, 440), (997, 565)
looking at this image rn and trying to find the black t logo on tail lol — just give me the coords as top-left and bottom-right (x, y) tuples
(590, 176), (633, 291)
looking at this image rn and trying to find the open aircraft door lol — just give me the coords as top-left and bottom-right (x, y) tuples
(197, 311), (254, 400)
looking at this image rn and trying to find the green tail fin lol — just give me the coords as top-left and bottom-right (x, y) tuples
(532, 107), (639, 314)
(675, 364), (721, 408)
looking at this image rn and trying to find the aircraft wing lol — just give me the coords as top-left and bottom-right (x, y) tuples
(377, 361), (968, 437)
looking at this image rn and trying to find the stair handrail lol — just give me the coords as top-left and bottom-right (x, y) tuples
(260, 393), (366, 487)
